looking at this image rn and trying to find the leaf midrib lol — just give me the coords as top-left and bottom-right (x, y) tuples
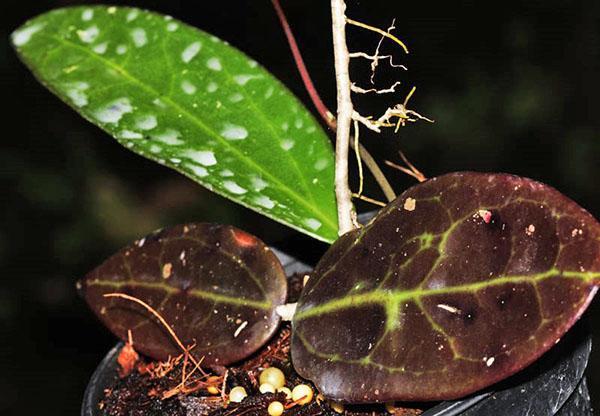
(295, 268), (599, 320)
(86, 279), (272, 310)
(42, 33), (337, 233)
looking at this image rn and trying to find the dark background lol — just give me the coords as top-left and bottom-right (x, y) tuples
(2, 0), (599, 414)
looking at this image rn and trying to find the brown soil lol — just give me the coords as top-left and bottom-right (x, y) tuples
(98, 274), (426, 416)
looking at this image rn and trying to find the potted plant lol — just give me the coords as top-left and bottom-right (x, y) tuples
(11, 2), (598, 415)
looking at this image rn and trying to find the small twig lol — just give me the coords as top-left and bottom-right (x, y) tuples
(386, 160), (424, 182)
(332, 0), (358, 234)
(352, 193), (386, 207)
(184, 356), (206, 384)
(221, 370), (228, 402)
(103, 293), (200, 367)
(398, 149), (426, 181)
(162, 354), (207, 399)
(353, 119), (364, 196)
(346, 18), (409, 54)
(385, 150), (427, 182)
(284, 395), (309, 409)
(181, 349), (189, 390)
(355, 143), (395, 201)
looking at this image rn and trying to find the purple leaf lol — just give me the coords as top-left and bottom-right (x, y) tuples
(80, 223), (287, 365)
(292, 172), (600, 403)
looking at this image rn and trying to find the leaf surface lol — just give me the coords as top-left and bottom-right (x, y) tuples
(12, 6), (338, 242)
(292, 172), (600, 402)
(79, 223), (287, 365)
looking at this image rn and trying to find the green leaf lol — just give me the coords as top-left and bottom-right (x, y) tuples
(292, 172), (600, 403)
(12, 6), (338, 243)
(79, 223), (288, 365)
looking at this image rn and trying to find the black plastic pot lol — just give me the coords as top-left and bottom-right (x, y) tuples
(421, 320), (593, 416)
(82, 246), (594, 416)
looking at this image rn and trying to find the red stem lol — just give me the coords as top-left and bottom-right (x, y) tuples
(271, 0), (336, 130)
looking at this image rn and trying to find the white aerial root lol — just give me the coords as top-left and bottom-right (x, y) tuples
(351, 81), (402, 95)
(331, 5), (433, 215)
(348, 51), (407, 71)
(351, 86), (434, 134)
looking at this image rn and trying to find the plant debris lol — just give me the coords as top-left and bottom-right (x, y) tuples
(117, 330), (139, 378)
(99, 321), (425, 416)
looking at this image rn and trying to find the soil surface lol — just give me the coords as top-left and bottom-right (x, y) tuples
(98, 274), (427, 416)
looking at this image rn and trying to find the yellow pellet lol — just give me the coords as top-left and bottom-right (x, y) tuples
(292, 384), (313, 405)
(268, 401), (284, 416)
(260, 382), (276, 394)
(259, 367), (286, 389)
(229, 386), (247, 403)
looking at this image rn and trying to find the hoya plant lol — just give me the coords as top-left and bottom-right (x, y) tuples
(12, 1), (599, 411)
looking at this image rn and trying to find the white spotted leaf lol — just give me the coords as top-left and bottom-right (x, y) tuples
(12, 6), (338, 242)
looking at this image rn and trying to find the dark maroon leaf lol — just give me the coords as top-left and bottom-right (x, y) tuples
(79, 223), (287, 365)
(292, 172), (600, 403)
